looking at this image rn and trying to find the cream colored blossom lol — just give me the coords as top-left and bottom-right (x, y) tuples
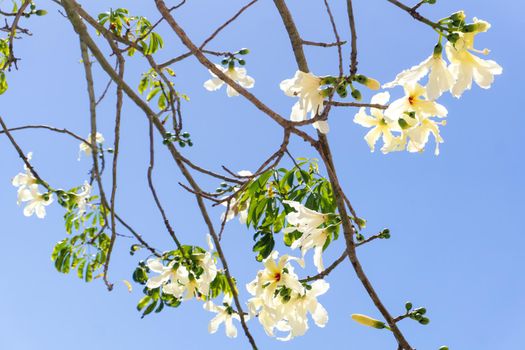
(79, 132), (104, 159)
(204, 295), (243, 338)
(446, 18), (502, 98)
(17, 185), (54, 219)
(283, 200), (332, 273)
(280, 71), (329, 134)
(384, 82), (447, 122)
(204, 64), (255, 97)
(353, 92), (400, 153)
(384, 53), (454, 100)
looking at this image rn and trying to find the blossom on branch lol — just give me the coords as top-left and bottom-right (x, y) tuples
(78, 132), (104, 160)
(280, 71), (329, 134)
(384, 82), (447, 122)
(73, 181), (92, 218)
(353, 92), (400, 153)
(17, 185), (54, 219)
(246, 251), (329, 341)
(446, 18), (502, 98)
(203, 295), (243, 338)
(203, 64), (255, 97)
(283, 200), (331, 273)
(383, 49), (454, 100)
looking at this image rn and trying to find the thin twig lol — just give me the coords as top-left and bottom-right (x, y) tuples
(346, 0), (358, 76)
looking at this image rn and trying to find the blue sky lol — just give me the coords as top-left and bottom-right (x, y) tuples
(0, 0), (523, 349)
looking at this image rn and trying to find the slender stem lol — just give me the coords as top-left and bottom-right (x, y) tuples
(346, 0), (358, 76)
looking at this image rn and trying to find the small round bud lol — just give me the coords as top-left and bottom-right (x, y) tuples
(449, 11), (465, 22)
(181, 132), (190, 138)
(439, 346), (449, 350)
(238, 48), (250, 55)
(35, 9), (48, 16)
(221, 59), (229, 66)
(415, 307), (427, 315)
(405, 302), (413, 311)
(237, 59), (246, 66)
(178, 141), (186, 147)
(351, 89), (362, 101)
(419, 317), (430, 325)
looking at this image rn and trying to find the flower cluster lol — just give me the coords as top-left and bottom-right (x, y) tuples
(246, 251), (329, 341)
(355, 15), (501, 155)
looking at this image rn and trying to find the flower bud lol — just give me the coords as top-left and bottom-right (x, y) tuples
(237, 59), (246, 66)
(221, 59), (229, 66)
(414, 307), (427, 315)
(463, 19), (490, 33)
(354, 74), (380, 90)
(449, 11), (465, 22)
(351, 314), (387, 329)
(320, 76), (337, 85)
(238, 48), (250, 55)
(439, 346), (449, 350)
(351, 89), (362, 101)
(35, 9), (47, 16)
(398, 118), (410, 130)
(320, 87), (334, 97)
(405, 302), (413, 311)
(419, 317), (430, 325)
(433, 43), (443, 57)
(447, 32), (460, 45)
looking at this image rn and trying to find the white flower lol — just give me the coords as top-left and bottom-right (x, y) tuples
(353, 92), (401, 153)
(283, 200), (328, 232)
(221, 170), (252, 224)
(247, 251), (304, 306)
(12, 152), (37, 195)
(274, 280), (330, 341)
(384, 82), (447, 122)
(280, 71), (329, 134)
(74, 181), (92, 217)
(283, 201), (332, 273)
(145, 258), (183, 290)
(17, 185), (54, 219)
(384, 52), (454, 100)
(406, 117), (447, 156)
(203, 64), (255, 97)
(79, 132), (104, 159)
(204, 295), (243, 338)
(446, 18), (502, 98)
